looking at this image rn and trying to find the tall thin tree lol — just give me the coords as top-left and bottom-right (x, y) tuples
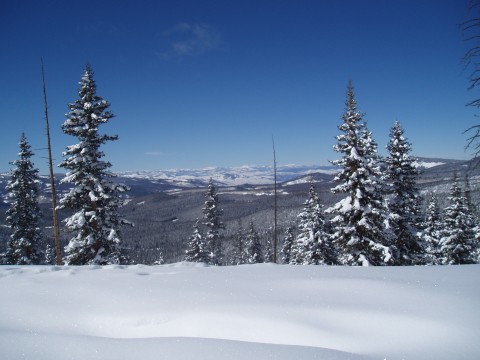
(383, 121), (423, 264)
(326, 82), (391, 266)
(59, 64), (130, 265)
(202, 178), (224, 265)
(41, 59), (61, 265)
(272, 136), (278, 263)
(5, 134), (43, 264)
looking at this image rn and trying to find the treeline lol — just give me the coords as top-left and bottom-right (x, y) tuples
(1, 69), (478, 266)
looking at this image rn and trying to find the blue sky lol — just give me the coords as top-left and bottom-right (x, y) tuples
(0, 0), (475, 174)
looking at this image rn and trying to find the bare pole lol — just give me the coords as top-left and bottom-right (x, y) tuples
(41, 59), (62, 265)
(272, 136), (277, 263)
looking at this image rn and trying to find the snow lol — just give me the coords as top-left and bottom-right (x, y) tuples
(412, 160), (445, 169)
(0, 264), (479, 360)
(118, 164), (338, 186)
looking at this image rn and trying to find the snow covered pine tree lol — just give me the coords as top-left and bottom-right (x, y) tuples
(5, 133), (42, 265)
(184, 218), (209, 263)
(59, 65), (130, 265)
(384, 121), (423, 265)
(244, 221), (264, 264)
(326, 82), (392, 266)
(281, 226), (295, 264)
(439, 174), (477, 264)
(202, 178), (224, 265)
(230, 222), (247, 265)
(422, 194), (443, 265)
(293, 181), (335, 265)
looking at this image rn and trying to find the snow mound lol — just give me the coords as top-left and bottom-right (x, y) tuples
(0, 264), (479, 360)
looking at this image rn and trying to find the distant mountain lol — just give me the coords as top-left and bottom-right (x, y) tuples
(117, 164), (338, 188)
(0, 157), (478, 202)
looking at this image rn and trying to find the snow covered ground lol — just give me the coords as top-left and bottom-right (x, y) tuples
(1, 264), (479, 360)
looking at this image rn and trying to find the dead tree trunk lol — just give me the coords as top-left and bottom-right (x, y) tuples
(272, 136), (278, 263)
(41, 59), (62, 265)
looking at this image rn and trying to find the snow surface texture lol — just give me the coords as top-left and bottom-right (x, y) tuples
(1, 264), (479, 360)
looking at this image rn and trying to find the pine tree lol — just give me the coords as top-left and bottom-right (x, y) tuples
(464, 175), (480, 262)
(326, 82), (391, 266)
(422, 194), (442, 264)
(184, 219), (209, 263)
(202, 178), (224, 265)
(5, 133), (43, 265)
(384, 121), (423, 265)
(44, 244), (55, 265)
(230, 222), (246, 265)
(439, 174), (477, 264)
(463, 175), (477, 218)
(264, 233), (274, 263)
(244, 222), (264, 264)
(294, 182), (335, 265)
(281, 226), (295, 264)
(59, 65), (130, 265)
(153, 249), (165, 265)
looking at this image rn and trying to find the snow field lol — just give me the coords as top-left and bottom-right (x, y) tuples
(0, 264), (479, 360)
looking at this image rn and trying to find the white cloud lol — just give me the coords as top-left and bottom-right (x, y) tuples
(158, 22), (221, 58)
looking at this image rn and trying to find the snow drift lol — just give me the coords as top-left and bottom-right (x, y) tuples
(0, 264), (478, 359)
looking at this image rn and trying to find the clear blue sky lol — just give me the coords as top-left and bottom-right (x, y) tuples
(0, 0), (475, 174)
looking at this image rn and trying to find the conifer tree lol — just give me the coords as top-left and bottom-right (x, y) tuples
(384, 121), (423, 264)
(44, 244), (55, 265)
(202, 178), (224, 265)
(230, 223), (246, 265)
(153, 249), (165, 265)
(184, 219), (209, 263)
(5, 133), (43, 265)
(264, 233), (274, 263)
(281, 226), (295, 264)
(59, 65), (130, 265)
(439, 174), (477, 264)
(244, 222), (264, 264)
(463, 175), (477, 218)
(326, 82), (391, 266)
(294, 182), (335, 265)
(422, 194), (442, 264)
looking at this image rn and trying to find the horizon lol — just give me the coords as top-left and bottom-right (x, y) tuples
(0, 0), (476, 175)
(0, 154), (464, 177)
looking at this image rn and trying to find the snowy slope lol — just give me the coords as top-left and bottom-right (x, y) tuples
(1, 264), (479, 360)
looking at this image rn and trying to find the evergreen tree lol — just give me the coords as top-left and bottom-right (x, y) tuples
(44, 244), (55, 265)
(244, 222), (264, 264)
(421, 194), (442, 265)
(202, 178), (224, 265)
(153, 249), (165, 265)
(463, 175), (477, 218)
(326, 82), (391, 266)
(230, 222), (246, 265)
(281, 226), (295, 264)
(5, 133), (42, 265)
(384, 121), (423, 265)
(184, 219), (209, 263)
(59, 65), (130, 265)
(294, 182), (335, 265)
(439, 174), (477, 264)
(264, 233), (274, 263)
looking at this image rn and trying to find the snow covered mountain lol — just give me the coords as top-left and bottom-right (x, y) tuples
(116, 157), (465, 188)
(117, 164), (338, 187)
(0, 157), (474, 200)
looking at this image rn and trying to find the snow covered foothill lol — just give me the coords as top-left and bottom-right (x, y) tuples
(0, 264), (479, 360)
